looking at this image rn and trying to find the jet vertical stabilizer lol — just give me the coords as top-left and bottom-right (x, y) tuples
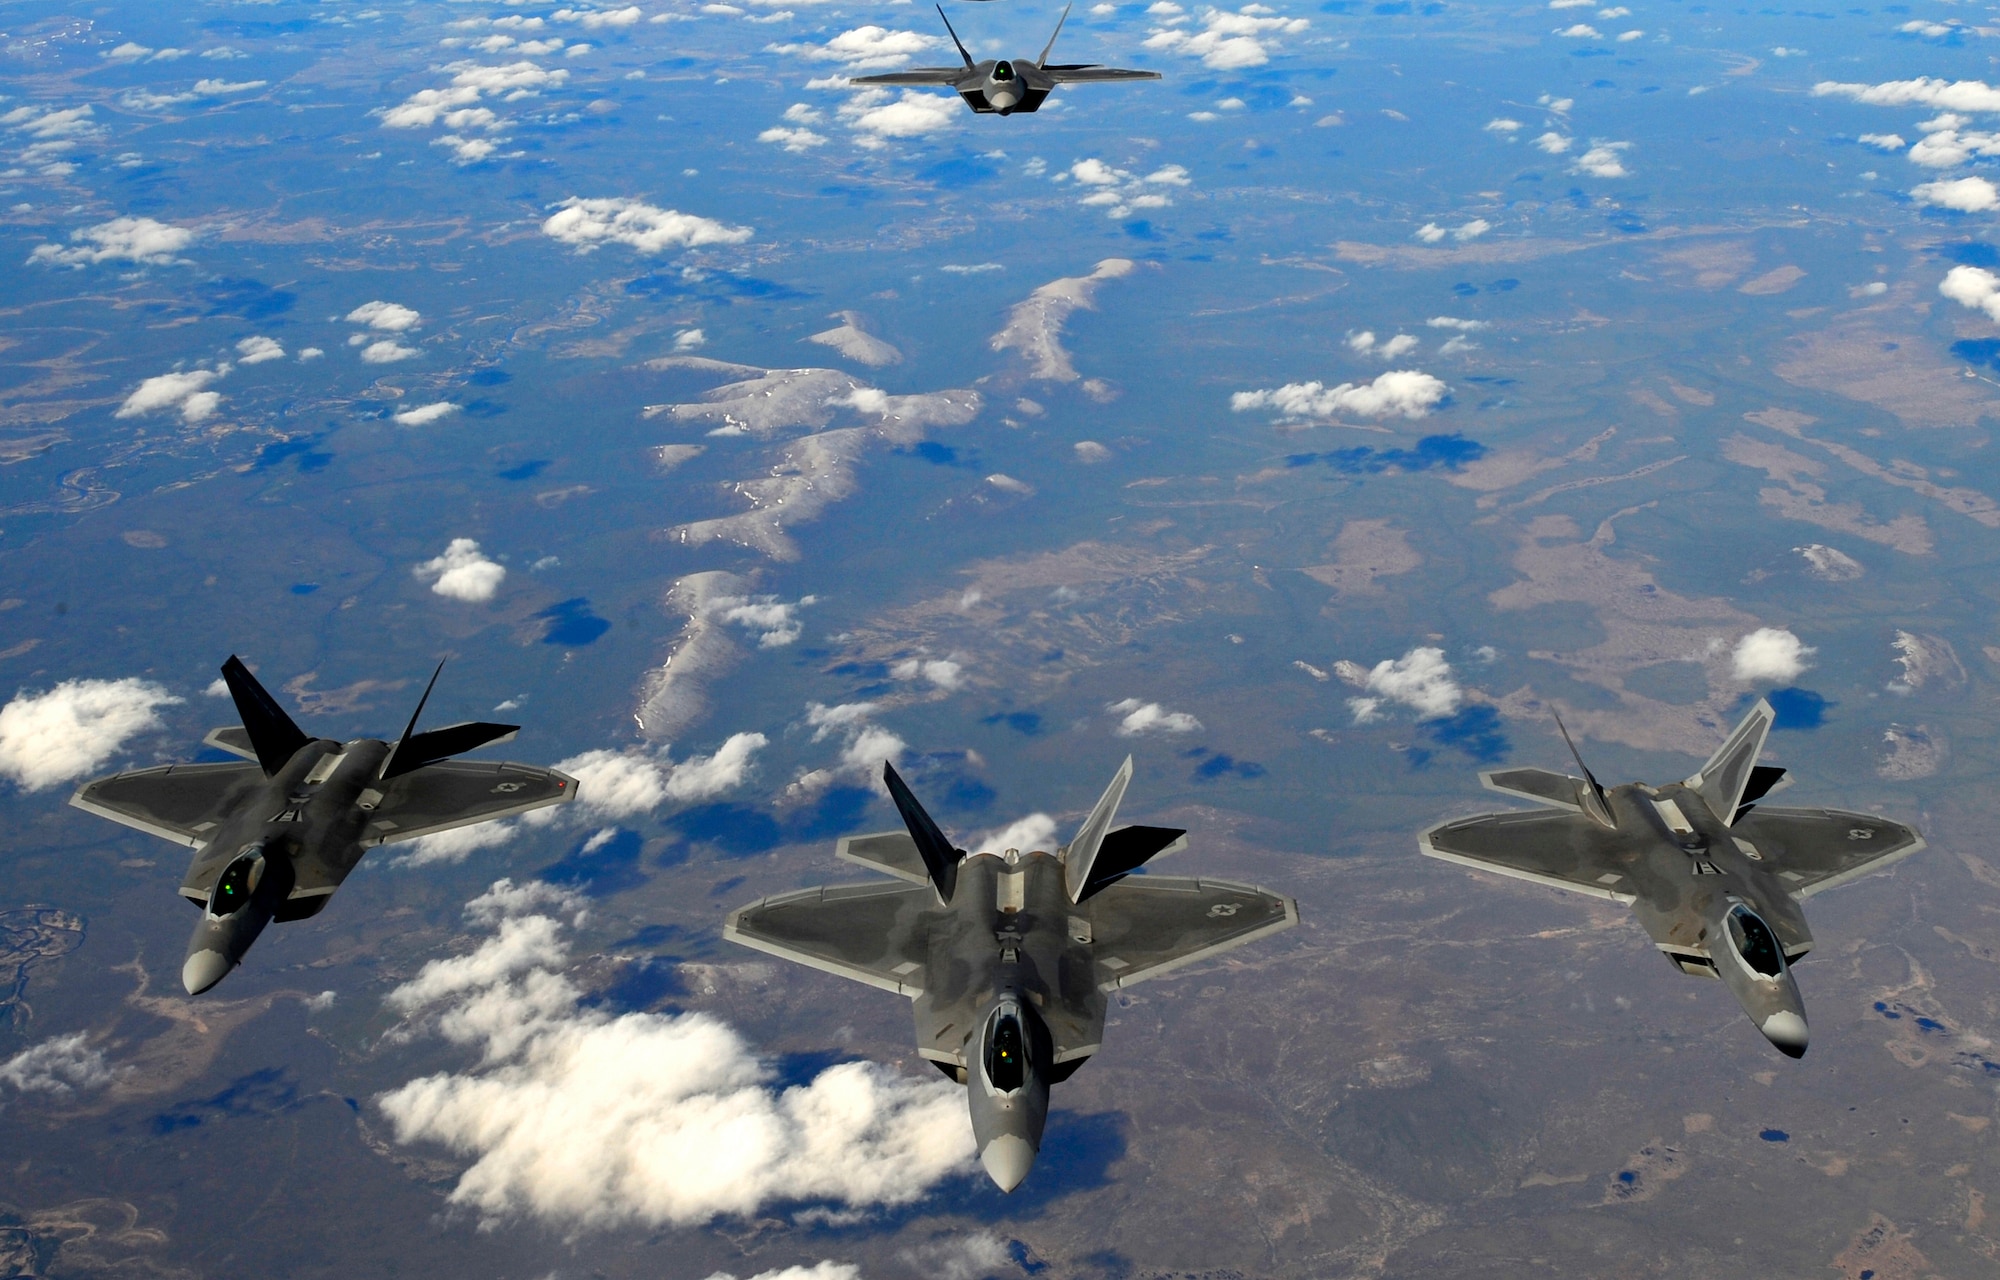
(1685, 698), (1775, 826)
(1063, 755), (1133, 903)
(220, 655), (311, 776)
(1551, 709), (1616, 829)
(884, 761), (964, 903)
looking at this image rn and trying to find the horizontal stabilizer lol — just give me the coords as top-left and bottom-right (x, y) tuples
(202, 726), (259, 762)
(1731, 765), (1790, 822)
(836, 830), (934, 886)
(1074, 824), (1186, 901)
(380, 721), (520, 780)
(1481, 766), (1596, 814)
(1688, 698), (1775, 825)
(221, 655), (310, 777)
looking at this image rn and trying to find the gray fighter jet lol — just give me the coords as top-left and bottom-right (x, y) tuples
(70, 656), (576, 994)
(1420, 699), (1923, 1058)
(726, 757), (1296, 1191)
(852, 5), (1160, 116)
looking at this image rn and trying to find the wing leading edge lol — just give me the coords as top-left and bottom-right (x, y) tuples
(1733, 806), (1924, 898)
(1086, 875), (1296, 989)
(70, 763), (267, 847)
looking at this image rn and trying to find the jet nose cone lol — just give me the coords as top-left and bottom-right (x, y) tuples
(182, 950), (231, 995)
(979, 1134), (1036, 1193)
(1761, 1010), (1809, 1059)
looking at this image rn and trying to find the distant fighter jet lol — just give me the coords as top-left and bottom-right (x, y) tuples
(71, 656), (576, 994)
(1420, 699), (1923, 1058)
(726, 757), (1296, 1191)
(852, 4), (1160, 116)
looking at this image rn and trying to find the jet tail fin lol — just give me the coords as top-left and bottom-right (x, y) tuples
(884, 762), (963, 904)
(379, 661), (444, 780)
(1686, 698), (1775, 826)
(1037, 1), (1073, 68)
(1063, 755), (1133, 903)
(220, 655), (310, 777)
(1551, 709), (1616, 829)
(937, 3), (976, 70)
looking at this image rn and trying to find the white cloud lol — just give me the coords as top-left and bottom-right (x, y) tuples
(1420, 220), (1488, 243)
(674, 328), (707, 351)
(553, 6), (644, 28)
(1107, 697), (1202, 736)
(28, 216), (193, 268)
(395, 401), (461, 427)
(1616, 29), (1644, 42)
(836, 87), (959, 147)
(1572, 141), (1631, 178)
(1231, 370), (1448, 421)
(1427, 316), (1488, 331)
(1144, 5), (1307, 69)
(394, 819), (520, 868)
(1914, 176), (2000, 211)
(103, 42), (152, 61)
(662, 733), (768, 801)
(414, 538), (507, 602)
(771, 26), (941, 70)
(1555, 23), (1600, 38)
(707, 1267), (861, 1280)
(1813, 77), (2000, 114)
(1074, 440), (1112, 462)
(360, 340), (421, 364)
(532, 735), (769, 827)
(1415, 223), (1446, 244)
(0, 1033), (115, 1093)
(115, 368), (227, 423)
(348, 300), (422, 331)
(760, 125), (828, 151)
(898, 1235), (1015, 1280)
(542, 196), (752, 254)
(1858, 132), (1906, 151)
(1534, 131), (1572, 154)
(376, 883), (972, 1230)
(941, 262), (1004, 274)
(1485, 118), (1522, 133)
(792, 702), (906, 792)
(1732, 628), (1815, 683)
(380, 60), (570, 130)
(0, 678), (182, 792)
(298, 347), (325, 361)
(235, 335), (285, 364)
(714, 594), (815, 647)
(891, 657), (964, 690)
(1941, 265), (2000, 319)
(1334, 646), (1461, 721)
(1548, 0), (1593, 7)
(1900, 20), (1963, 40)
(986, 473), (1035, 496)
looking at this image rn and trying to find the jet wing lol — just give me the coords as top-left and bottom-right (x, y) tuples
(725, 880), (935, 996)
(69, 763), (266, 848)
(1420, 808), (1638, 903)
(1086, 875), (1297, 989)
(850, 69), (971, 85)
(357, 760), (577, 848)
(1042, 65), (1162, 82)
(1733, 806), (1924, 898)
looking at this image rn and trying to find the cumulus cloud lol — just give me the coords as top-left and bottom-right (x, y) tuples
(1914, 175), (2000, 211)
(1858, 132), (1906, 151)
(1348, 331), (1419, 359)
(0, 1033), (115, 1094)
(1074, 440), (1112, 462)
(235, 335), (285, 364)
(553, 5), (644, 29)
(1731, 628), (1814, 683)
(395, 401), (461, 427)
(375, 883), (973, 1229)
(788, 703), (906, 795)
(708, 1267), (861, 1280)
(714, 594), (815, 647)
(760, 125), (827, 152)
(1940, 264), (2000, 319)
(1555, 23), (1601, 38)
(394, 818), (520, 869)
(1053, 157), (1187, 218)
(835, 87), (959, 147)
(1485, 118), (1522, 133)
(379, 60), (569, 131)
(1571, 141), (1631, 178)
(1230, 370), (1448, 421)
(1334, 646), (1461, 723)
(1534, 131), (1572, 154)
(531, 735), (770, 828)
(414, 538), (507, 602)
(1428, 316), (1488, 331)
(986, 473), (1035, 496)
(1813, 77), (2000, 114)
(115, 368), (227, 423)
(891, 657), (964, 690)
(771, 26), (941, 70)
(360, 340), (421, 364)
(1144, 5), (1308, 70)
(0, 678), (182, 791)
(348, 300), (422, 331)
(1416, 220), (1488, 243)
(28, 216), (194, 268)
(1108, 697), (1202, 736)
(542, 196), (752, 254)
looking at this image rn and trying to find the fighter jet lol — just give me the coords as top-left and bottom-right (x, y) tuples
(1420, 699), (1923, 1058)
(70, 656), (576, 994)
(851, 5), (1160, 116)
(726, 757), (1296, 1191)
